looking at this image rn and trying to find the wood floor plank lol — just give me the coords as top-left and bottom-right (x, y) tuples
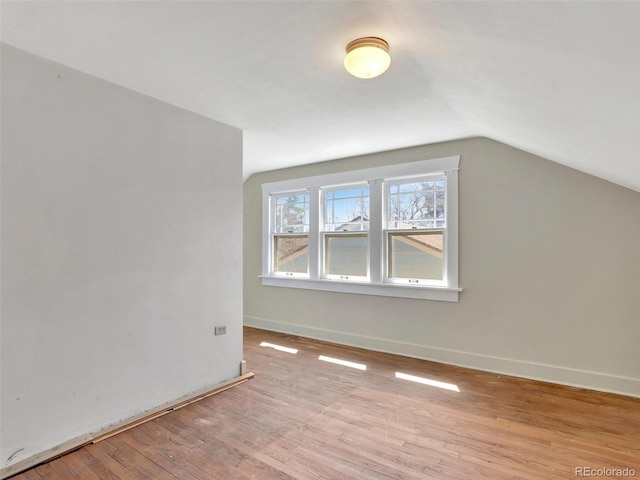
(117, 431), (202, 480)
(10, 469), (42, 480)
(43, 457), (83, 480)
(57, 452), (105, 480)
(103, 435), (177, 479)
(30, 465), (58, 480)
(62, 448), (122, 480)
(74, 447), (128, 480)
(125, 422), (215, 480)
(10, 326), (640, 479)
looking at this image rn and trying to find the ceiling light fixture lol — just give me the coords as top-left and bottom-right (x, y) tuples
(344, 37), (391, 79)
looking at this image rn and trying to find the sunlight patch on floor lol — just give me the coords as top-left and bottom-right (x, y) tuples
(395, 372), (459, 392)
(260, 341), (298, 354)
(318, 355), (367, 370)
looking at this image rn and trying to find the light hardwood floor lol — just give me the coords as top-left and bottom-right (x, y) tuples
(12, 326), (640, 479)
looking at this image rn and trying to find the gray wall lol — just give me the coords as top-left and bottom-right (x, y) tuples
(1, 44), (243, 468)
(244, 137), (640, 397)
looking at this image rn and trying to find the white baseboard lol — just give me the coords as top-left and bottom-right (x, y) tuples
(244, 316), (640, 399)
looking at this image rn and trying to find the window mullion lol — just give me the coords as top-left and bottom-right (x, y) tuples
(308, 186), (321, 280)
(262, 189), (271, 277)
(369, 179), (383, 283)
(444, 169), (458, 287)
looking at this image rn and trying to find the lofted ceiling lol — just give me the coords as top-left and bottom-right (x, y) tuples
(1, 1), (639, 190)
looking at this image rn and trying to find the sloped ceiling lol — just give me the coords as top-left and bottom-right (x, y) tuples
(2, 1), (639, 190)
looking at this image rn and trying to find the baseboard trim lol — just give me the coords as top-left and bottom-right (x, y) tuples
(244, 316), (640, 398)
(1, 372), (255, 480)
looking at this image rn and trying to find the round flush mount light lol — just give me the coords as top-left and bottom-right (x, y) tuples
(344, 37), (391, 79)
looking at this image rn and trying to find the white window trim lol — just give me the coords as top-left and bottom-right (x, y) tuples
(261, 156), (461, 302)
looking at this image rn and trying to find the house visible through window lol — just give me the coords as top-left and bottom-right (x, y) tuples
(323, 185), (369, 279)
(261, 156), (461, 302)
(385, 176), (446, 284)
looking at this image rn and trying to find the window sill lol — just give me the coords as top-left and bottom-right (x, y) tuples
(260, 276), (461, 302)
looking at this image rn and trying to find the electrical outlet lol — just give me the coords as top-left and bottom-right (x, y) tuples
(214, 325), (227, 336)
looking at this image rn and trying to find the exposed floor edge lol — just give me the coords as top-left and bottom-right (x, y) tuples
(244, 315), (640, 399)
(1, 372), (255, 480)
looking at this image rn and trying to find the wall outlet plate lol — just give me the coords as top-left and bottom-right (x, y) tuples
(214, 325), (227, 335)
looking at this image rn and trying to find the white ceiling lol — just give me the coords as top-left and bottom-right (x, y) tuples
(2, 1), (639, 190)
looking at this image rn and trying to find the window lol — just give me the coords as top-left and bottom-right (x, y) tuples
(385, 176), (446, 284)
(323, 185), (369, 280)
(271, 192), (309, 276)
(261, 156), (460, 301)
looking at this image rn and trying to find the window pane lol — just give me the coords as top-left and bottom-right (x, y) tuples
(436, 190), (445, 220)
(387, 178), (445, 229)
(325, 186), (369, 231)
(388, 231), (443, 281)
(274, 235), (308, 274)
(274, 193), (309, 233)
(324, 234), (368, 277)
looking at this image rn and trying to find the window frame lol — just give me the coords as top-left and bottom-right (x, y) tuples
(261, 156), (461, 302)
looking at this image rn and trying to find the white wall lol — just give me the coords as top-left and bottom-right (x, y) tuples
(244, 138), (640, 397)
(1, 43), (243, 469)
